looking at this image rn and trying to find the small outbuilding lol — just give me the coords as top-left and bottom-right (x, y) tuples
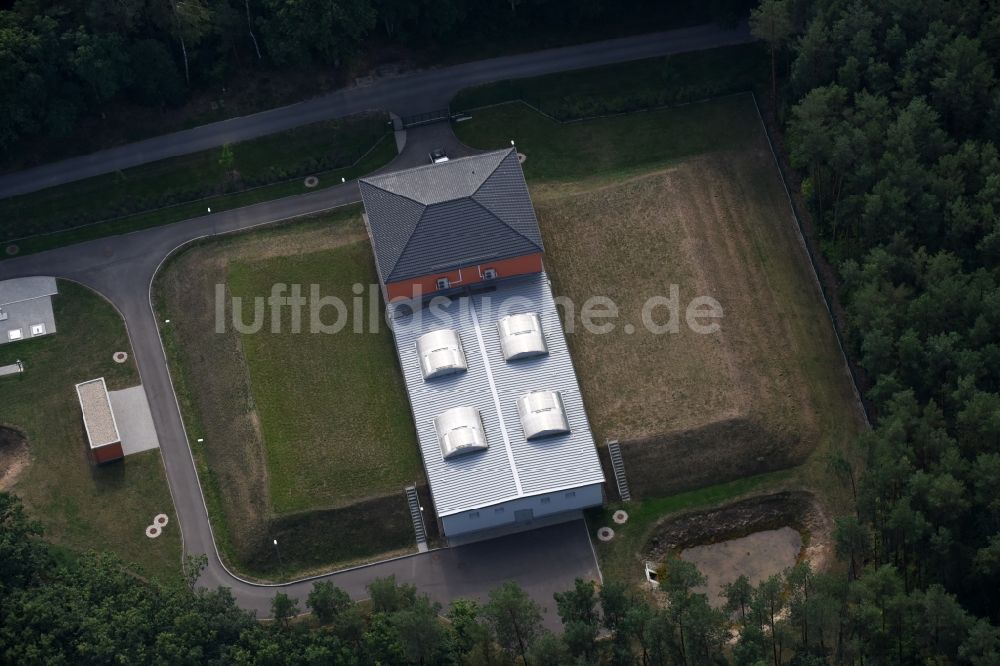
(0, 277), (58, 345)
(76, 378), (123, 464)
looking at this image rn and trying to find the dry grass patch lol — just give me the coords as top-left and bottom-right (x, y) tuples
(535, 141), (865, 493)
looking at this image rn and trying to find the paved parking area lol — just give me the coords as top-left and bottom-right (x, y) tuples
(109, 386), (160, 455)
(227, 518), (601, 630)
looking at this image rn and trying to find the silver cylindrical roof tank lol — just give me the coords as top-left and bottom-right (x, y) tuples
(416, 328), (468, 380)
(497, 312), (547, 361)
(517, 390), (570, 440)
(434, 406), (489, 460)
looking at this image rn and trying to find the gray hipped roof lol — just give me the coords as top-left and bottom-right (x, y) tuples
(0, 276), (57, 306)
(359, 149), (544, 283)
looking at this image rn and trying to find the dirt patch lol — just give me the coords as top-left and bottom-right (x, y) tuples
(0, 426), (30, 490)
(682, 527), (802, 605)
(644, 491), (833, 574)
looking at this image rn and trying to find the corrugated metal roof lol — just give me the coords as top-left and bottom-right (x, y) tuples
(391, 273), (605, 516)
(0, 276), (57, 306)
(360, 149), (544, 283)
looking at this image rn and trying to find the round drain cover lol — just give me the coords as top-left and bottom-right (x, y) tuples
(597, 526), (615, 542)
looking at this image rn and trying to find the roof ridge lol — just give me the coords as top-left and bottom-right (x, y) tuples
(361, 149), (513, 194)
(470, 147), (515, 198)
(359, 179), (427, 278)
(390, 211), (429, 279)
(465, 197), (542, 252)
(470, 149), (543, 253)
(361, 177), (423, 208)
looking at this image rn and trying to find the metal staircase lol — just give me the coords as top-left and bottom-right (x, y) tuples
(405, 485), (428, 551)
(607, 440), (631, 502)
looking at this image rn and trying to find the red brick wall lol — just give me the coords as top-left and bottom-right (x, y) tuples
(91, 441), (124, 464)
(386, 253), (544, 301)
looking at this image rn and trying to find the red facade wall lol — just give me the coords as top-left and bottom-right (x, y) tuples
(91, 441), (124, 464)
(386, 253), (544, 301)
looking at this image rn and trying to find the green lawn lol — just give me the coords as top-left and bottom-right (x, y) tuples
(227, 243), (421, 513)
(0, 281), (181, 583)
(454, 94), (759, 182)
(451, 43), (767, 118)
(1, 113), (393, 255)
(155, 208), (426, 579)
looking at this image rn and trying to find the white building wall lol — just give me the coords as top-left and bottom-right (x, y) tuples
(441, 482), (603, 537)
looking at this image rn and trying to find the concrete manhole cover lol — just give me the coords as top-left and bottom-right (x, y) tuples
(154, 513), (169, 526)
(5, 244), (18, 256)
(145, 524), (162, 539)
(113, 351), (129, 364)
(597, 526), (615, 542)
(304, 176), (319, 188)
(613, 510), (629, 524)
(517, 152), (527, 164)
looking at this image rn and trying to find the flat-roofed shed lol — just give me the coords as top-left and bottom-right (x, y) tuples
(75, 377), (124, 464)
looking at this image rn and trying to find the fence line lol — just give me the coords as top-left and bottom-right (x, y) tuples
(3, 132), (393, 245)
(748, 92), (872, 429)
(455, 90), (752, 126)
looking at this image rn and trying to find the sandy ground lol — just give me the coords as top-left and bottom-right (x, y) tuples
(681, 527), (802, 605)
(644, 491), (835, 594)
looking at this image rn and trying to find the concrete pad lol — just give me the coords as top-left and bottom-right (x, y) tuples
(108, 385), (160, 455)
(0, 362), (23, 377)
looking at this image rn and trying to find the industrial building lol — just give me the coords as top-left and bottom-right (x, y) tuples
(0, 276), (58, 344)
(360, 149), (605, 542)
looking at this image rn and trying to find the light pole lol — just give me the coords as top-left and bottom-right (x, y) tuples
(272, 538), (283, 573)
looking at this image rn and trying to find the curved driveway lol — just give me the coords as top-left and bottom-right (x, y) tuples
(0, 22), (751, 198)
(0, 24), (751, 618)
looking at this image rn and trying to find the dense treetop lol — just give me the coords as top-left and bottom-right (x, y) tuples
(0, 0), (751, 153)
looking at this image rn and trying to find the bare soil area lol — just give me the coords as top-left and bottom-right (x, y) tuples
(0, 426), (30, 490)
(644, 491), (833, 575)
(682, 527), (802, 605)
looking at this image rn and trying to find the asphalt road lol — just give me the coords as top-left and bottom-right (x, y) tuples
(0, 21), (751, 198)
(0, 22), (750, 619)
